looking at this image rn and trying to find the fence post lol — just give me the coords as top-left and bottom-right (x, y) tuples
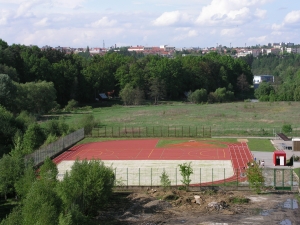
(236, 169), (238, 187)
(146, 127), (147, 137)
(291, 169), (293, 187)
(274, 169), (276, 187)
(104, 126), (106, 137)
(151, 168), (152, 187)
(115, 168), (117, 186)
(200, 168), (201, 187)
(132, 127), (134, 137)
(176, 168), (177, 186)
(98, 127), (99, 137)
(127, 168), (128, 187)
(139, 127), (140, 137)
(139, 168), (140, 186)
(224, 168), (225, 186)
(282, 169), (284, 188)
(153, 126), (154, 137)
(212, 168), (213, 185)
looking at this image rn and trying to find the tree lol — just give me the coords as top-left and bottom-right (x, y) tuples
(149, 77), (166, 104)
(237, 74), (250, 94)
(39, 157), (58, 181)
(22, 179), (61, 225)
(0, 74), (17, 111)
(178, 162), (193, 190)
(246, 162), (264, 194)
(57, 159), (115, 217)
(14, 162), (36, 199)
(188, 89), (207, 103)
(119, 84), (135, 105)
(254, 82), (274, 100)
(0, 154), (23, 200)
(15, 81), (58, 114)
(22, 123), (46, 154)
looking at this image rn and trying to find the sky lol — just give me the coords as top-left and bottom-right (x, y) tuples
(0, 0), (300, 48)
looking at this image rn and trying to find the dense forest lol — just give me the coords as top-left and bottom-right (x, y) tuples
(251, 54), (300, 101)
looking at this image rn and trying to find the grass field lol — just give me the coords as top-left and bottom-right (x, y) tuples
(78, 137), (274, 152)
(55, 101), (300, 137)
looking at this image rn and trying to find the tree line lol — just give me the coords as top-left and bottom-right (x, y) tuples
(251, 54), (300, 101)
(0, 38), (253, 109)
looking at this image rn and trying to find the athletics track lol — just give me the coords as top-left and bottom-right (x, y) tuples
(53, 139), (253, 185)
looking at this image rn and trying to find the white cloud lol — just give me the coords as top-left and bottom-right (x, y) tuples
(284, 10), (300, 24)
(173, 28), (198, 41)
(254, 8), (267, 19)
(272, 10), (300, 31)
(34, 18), (49, 27)
(152, 11), (191, 26)
(89, 17), (117, 27)
(195, 0), (272, 26)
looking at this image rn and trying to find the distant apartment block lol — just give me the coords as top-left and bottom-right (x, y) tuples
(286, 48), (300, 54)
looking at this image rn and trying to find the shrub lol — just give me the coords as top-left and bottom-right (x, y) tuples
(282, 124), (292, 133)
(160, 170), (171, 191)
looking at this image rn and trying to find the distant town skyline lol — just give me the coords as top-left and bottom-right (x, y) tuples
(0, 0), (300, 48)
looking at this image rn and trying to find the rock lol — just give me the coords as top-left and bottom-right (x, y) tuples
(194, 195), (201, 204)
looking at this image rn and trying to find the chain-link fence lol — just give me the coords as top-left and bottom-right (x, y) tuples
(25, 128), (84, 166)
(113, 167), (298, 190)
(89, 126), (211, 138)
(89, 126), (300, 138)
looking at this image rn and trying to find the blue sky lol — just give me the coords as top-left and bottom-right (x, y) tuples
(0, 0), (299, 48)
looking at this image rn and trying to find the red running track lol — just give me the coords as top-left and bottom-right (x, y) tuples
(53, 139), (253, 184)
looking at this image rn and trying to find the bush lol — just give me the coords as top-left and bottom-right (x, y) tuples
(188, 89), (207, 103)
(64, 99), (78, 112)
(282, 124), (292, 133)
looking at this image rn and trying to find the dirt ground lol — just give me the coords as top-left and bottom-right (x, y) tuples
(98, 188), (300, 225)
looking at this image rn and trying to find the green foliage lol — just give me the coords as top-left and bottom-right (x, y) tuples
(0, 74), (17, 111)
(254, 82), (274, 100)
(22, 123), (46, 154)
(78, 114), (96, 135)
(57, 159), (115, 217)
(22, 179), (61, 225)
(178, 162), (193, 190)
(15, 81), (58, 114)
(0, 205), (23, 225)
(160, 170), (171, 191)
(44, 119), (69, 137)
(39, 157), (58, 181)
(246, 162), (265, 194)
(0, 106), (20, 155)
(15, 111), (36, 130)
(64, 99), (78, 112)
(0, 154), (24, 200)
(188, 89), (207, 103)
(229, 196), (250, 204)
(282, 124), (292, 133)
(119, 84), (145, 105)
(14, 162), (36, 199)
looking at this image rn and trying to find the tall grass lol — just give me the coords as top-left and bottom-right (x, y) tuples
(58, 101), (300, 137)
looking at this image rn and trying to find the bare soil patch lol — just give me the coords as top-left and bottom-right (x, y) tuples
(98, 189), (300, 225)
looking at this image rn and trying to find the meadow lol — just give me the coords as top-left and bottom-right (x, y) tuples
(62, 101), (300, 137)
